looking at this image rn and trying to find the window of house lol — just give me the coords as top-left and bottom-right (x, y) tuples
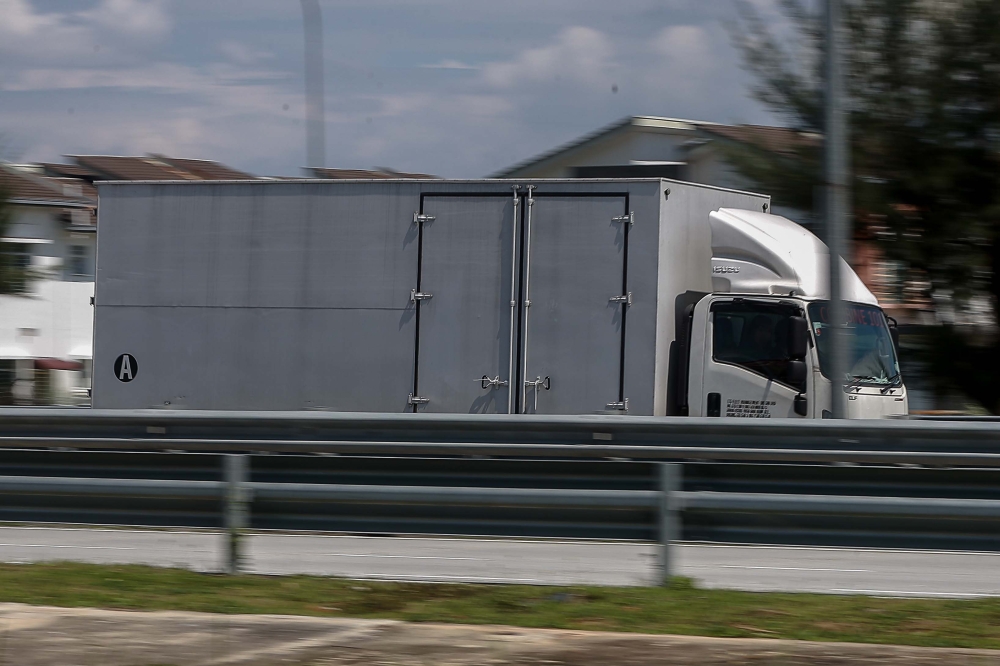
(1, 243), (31, 293)
(68, 245), (89, 278)
(711, 300), (803, 388)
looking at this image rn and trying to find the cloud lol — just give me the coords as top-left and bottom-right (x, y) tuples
(2, 63), (290, 98)
(0, 0), (170, 62)
(218, 40), (273, 66)
(0, 2), (777, 179)
(0, 0), (92, 57)
(419, 60), (479, 70)
(80, 0), (171, 39)
(641, 23), (741, 116)
(482, 26), (614, 89)
(650, 25), (713, 65)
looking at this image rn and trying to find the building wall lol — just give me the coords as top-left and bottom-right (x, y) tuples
(6, 205), (96, 281)
(0, 203), (95, 404)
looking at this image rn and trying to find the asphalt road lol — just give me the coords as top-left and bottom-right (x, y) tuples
(2, 526), (999, 597)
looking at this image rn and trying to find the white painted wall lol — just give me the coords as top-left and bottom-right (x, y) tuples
(0, 281), (94, 360)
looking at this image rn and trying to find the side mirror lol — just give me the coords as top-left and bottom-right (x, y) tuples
(787, 316), (808, 360)
(786, 358), (807, 388)
(887, 316), (900, 351)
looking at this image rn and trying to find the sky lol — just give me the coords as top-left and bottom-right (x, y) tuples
(0, 0), (781, 178)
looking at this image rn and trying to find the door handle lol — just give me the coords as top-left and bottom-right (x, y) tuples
(523, 376), (550, 412)
(606, 398), (629, 413)
(479, 375), (509, 390)
(524, 376), (550, 391)
(707, 392), (721, 417)
(609, 292), (632, 306)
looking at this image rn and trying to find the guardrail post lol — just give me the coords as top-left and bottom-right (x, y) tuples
(658, 462), (681, 585)
(224, 454), (249, 574)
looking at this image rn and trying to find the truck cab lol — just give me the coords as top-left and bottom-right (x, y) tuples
(683, 209), (907, 419)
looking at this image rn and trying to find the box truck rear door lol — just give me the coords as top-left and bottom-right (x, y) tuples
(414, 195), (518, 413)
(521, 193), (629, 414)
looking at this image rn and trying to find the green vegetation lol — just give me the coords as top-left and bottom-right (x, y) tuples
(3, 563), (1000, 649)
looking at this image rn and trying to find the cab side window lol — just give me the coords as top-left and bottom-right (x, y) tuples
(711, 301), (801, 388)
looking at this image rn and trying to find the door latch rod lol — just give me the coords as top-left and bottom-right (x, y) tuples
(606, 398), (629, 413)
(479, 375), (509, 390)
(609, 292), (633, 306)
(524, 376), (551, 412)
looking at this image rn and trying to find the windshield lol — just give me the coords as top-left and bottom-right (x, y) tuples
(807, 302), (901, 386)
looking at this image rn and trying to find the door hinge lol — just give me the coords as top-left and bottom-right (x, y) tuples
(413, 212), (436, 224)
(606, 398), (629, 413)
(612, 211), (634, 226)
(609, 292), (632, 307)
(479, 375), (509, 390)
(407, 393), (430, 405)
(410, 288), (433, 302)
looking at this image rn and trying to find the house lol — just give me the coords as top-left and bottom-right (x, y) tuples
(0, 166), (97, 404)
(494, 115), (931, 324)
(493, 115), (818, 222)
(0, 155), (256, 405)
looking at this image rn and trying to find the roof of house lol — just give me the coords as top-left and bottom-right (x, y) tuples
(306, 167), (438, 179)
(39, 162), (100, 179)
(68, 155), (201, 181)
(698, 124), (820, 156)
(64, 155), (255, 181)
(150, 155), (255, 180)
(491, 115), (819, 177)
(0, 166), (94, 207)
(491, 116), (711, 177)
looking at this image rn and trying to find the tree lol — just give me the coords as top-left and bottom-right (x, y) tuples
(729, 0), (1000, 412)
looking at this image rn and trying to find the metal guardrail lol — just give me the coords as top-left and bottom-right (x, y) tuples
(1, 410), (999, 569)
(5, 458), (1000, 581)
(8, 438), (1000, 466)
(0, 408), (998, 466)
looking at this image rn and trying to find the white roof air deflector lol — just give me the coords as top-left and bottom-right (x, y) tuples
(709, 208), (877, 305)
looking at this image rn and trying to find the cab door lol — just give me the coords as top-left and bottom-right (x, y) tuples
(696, 297), (808, 419)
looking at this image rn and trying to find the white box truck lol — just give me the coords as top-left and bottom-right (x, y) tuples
(92, 178), (906, 418)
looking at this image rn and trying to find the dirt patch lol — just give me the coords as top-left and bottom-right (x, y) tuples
(1, 603), (999, 665)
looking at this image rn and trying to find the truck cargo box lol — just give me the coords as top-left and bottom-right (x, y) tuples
(92, 179), (769, 414)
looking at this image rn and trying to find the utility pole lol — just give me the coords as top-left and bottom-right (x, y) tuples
(825, 0), (849, 418)
(301, 0), (326, 169)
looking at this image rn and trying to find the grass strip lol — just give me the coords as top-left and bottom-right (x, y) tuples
(1, 562), (999, 650)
